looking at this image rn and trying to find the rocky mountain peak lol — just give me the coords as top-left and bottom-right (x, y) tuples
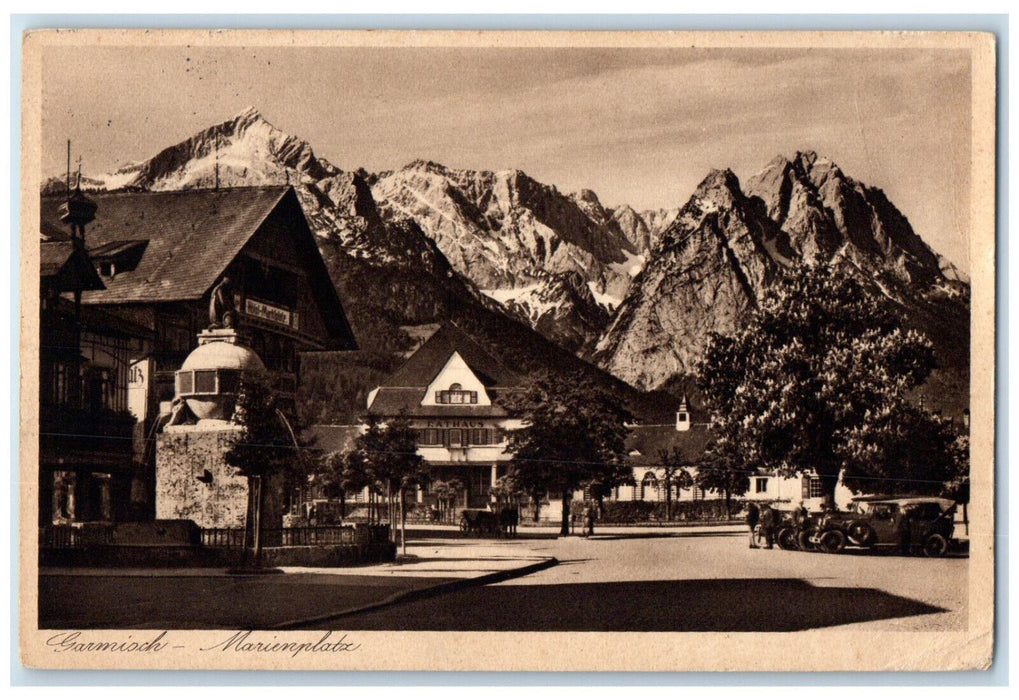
(230, 105), (265, 127)
(793, 149), (819, 169)
(692, 168), (744, 206)
(401, 159), (451, 176)
(745, 152), (944, 285)
(595, 152), (968, 391)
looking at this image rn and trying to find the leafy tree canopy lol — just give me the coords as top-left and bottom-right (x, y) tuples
(224, 371), (307, 482)
(507, 372), (632, 531)
(697, 265), (963, 500)
(349, 415), (428, 493)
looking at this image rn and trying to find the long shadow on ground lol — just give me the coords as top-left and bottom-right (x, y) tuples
(39, 574), (458, 630)
(328, 578), (947, 632)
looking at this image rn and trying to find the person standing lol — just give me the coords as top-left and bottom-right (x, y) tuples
(759, 503), (776, 549)
(586, 504), (596, 537)
(894, 504), (915, 555)
(745, 502), (760, 548)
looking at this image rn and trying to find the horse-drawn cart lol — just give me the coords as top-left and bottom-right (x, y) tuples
(459, 509), (500, 536)
(458, 507), (519, 536)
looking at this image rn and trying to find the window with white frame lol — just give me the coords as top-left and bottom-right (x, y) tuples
(435, 382), (478, 405)
(807, 477), (824, 498)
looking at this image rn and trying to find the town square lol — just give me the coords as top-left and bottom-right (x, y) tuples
(18, 29), (994, 672)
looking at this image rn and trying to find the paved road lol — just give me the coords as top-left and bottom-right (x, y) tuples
(37, 541), (548, 630)
(312, 531), (967, 632)
(39, 528), (966, 632)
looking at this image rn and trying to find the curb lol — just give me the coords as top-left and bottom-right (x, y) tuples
(270, 556), (559, 630)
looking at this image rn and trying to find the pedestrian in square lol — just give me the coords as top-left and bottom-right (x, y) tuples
(745, 502), (760, 548)
(759, 503), (776, 549)
(894, 504), (915, 555)
(586, 504), (596, 536)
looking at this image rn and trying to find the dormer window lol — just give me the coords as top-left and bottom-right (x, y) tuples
(435, 382), (478, 404)
(90, 239), (149, 277)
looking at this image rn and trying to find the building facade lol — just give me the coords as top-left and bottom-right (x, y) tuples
(39, 185), (357, 522)
(39, 193), (154, 526)
(616, 401), (716, 504)
(365, 324), (523, 509)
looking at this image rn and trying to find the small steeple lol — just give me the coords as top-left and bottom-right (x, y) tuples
(58, 147), (97, 245)
(676, 395), (690, 432)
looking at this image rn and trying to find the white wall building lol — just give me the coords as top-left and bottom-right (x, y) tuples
(365, 324), (524, 509)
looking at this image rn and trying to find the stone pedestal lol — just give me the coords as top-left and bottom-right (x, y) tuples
(155, 426), (287, 531)
(155, 427), (247, 529)
(197, 328), (248, 347)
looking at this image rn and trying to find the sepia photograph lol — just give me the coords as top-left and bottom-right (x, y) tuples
(18, 28), (996, 672)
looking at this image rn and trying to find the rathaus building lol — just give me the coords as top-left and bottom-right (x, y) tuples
(365, 324), (523, 509)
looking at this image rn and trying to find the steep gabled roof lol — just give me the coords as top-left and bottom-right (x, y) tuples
(40, 186), (290, 304)
(367, 324), (522, 417)
(380, 323), (521, 389)
(40, 241), (105, 292)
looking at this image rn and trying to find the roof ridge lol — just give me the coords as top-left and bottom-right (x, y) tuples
(40, 184), (292, 199)
(143, 187), (289, 294)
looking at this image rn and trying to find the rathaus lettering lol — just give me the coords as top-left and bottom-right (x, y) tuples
(425, 420), (486, 428)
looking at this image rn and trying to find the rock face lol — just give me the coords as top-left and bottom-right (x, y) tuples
(611, 204), (679, 254)
(488, 270), (612, 355)
(592, 169), (790, 388)
(371, 160), (641, 298)
(370, 160), (686, 350)
(744, 151), (944, 287)
(594, 154), (970, 391)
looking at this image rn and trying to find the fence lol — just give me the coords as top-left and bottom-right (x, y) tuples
(40, 523), (392, 550)
(40, 524), (116, 548)
(201, 524), (390, 548)
(200, 528), (247, 549)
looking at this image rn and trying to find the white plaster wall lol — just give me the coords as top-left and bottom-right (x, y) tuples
(420, 352), (492, 406)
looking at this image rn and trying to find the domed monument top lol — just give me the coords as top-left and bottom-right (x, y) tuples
(181, 336), (265, 373)
(171, 328), (265, 427)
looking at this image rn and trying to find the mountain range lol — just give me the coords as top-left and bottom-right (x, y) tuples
(43, 107), (970, 418)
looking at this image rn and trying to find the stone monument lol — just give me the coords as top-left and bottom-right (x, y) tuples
(154, 303), (284, 531)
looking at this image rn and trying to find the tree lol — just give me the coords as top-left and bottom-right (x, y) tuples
(587, 461), (635, 517)
(840, 400), (968, 496)
(431, 478), (464, 523)
(489, 473), (525, 507)
(224, 371), (305, 567)
(317, 448), (374, 520)
(694, 452), (749, 518)
(697, 265), (943, 504)
(657, 447), (695, 521)
(507, 372), (632, 535)
(349, 415), (427, 553)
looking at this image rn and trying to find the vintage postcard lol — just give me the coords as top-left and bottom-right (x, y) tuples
(18, 29), (996, 672)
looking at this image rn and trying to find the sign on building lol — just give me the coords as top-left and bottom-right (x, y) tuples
(127, 357), (151, 421)
(244, 298), (293, 328)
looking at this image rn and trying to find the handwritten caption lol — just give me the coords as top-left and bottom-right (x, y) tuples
(46, 631), (362, 658)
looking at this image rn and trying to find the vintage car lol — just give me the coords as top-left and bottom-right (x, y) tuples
(809, 496), (956, 556)
(771, 508), (823, 551)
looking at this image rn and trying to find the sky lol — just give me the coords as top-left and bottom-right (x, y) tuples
(40, 44), (972, 271)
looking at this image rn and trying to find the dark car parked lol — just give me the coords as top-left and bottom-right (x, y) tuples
(809, 497), (956, 556)
(773, 507), (821, 551)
